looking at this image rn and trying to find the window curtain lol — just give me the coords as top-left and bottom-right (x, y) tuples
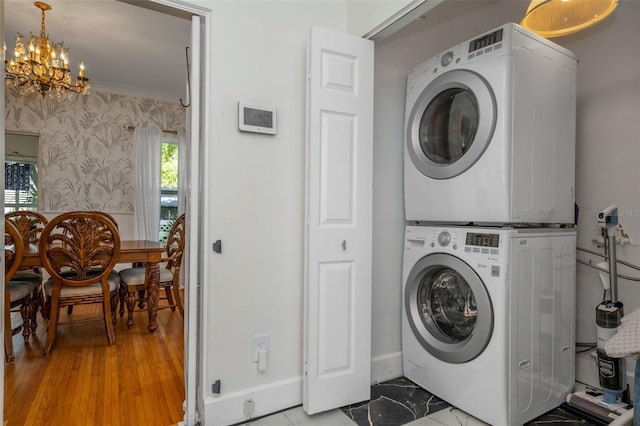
(133, 127), (163, 241)
(177, 129), (189, 289)
(177, 129), (188, 215)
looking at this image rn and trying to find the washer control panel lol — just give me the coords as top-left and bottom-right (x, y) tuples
(464, 232), (500, 256)
(405, 227), (502, 258)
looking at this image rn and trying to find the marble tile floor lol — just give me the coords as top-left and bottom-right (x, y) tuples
(340, 377), (594, 426)
(240, 377), (597, 426)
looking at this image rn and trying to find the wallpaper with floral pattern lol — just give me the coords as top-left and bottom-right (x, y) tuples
(5, 88), (186, 213)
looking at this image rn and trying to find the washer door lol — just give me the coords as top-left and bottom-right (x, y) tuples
(406, 70), (496, 179)
(405, 253), (493, 363)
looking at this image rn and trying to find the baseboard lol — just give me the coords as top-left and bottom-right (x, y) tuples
(202, 352), (404, 426)
(371, 351), (403, 384)
(203, 376), (302, 426)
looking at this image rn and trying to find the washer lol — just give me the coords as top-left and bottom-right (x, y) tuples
(404, 23), (577, 224)
(402, 225), (576, 425)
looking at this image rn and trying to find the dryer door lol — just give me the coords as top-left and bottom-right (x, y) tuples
(405, 252), (493, 363)
(406, 70), (496, 180)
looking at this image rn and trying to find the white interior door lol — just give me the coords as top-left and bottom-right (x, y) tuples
(303, 25), (374, 415)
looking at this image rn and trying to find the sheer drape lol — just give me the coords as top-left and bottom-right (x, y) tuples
(133, 127), (162, 241)
(177, 129), (189, 288)
(177, 129), (188, 216)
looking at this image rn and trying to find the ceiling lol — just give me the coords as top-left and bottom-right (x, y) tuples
(4, 0), (191, 101)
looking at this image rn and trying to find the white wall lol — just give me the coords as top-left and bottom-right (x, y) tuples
(373, 0), (640, 390)
(559, 0), (640, 344)
(200, 2), (347, 424)
(560, 0), (640, 388)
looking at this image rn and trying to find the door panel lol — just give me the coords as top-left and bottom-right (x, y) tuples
(320, 112), (356, 223)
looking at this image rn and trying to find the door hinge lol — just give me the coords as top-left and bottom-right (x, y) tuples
(213, 240), (222, 253)
(212, 379), (221, 395)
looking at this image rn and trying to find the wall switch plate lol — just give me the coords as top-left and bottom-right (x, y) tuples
(251, 335), (269, 363)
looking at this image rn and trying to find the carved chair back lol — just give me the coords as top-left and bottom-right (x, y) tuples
(4, 220), (24, 283)
(5, 211), (48, 248)
(39, 211), (120, 288)
(164, 214), (186, 274)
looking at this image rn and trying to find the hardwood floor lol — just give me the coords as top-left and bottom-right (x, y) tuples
(4, 299), (185, 426)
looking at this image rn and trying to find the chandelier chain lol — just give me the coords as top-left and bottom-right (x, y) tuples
(41, 7), (46, 37)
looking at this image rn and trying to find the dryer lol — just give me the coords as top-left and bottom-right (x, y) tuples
(404, 23), (577, 224)
(402, 225), (576, 425)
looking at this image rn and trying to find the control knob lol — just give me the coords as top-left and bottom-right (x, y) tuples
(438, 231), (451, 247)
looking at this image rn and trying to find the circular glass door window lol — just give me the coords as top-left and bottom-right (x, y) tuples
(419, 89), (479, 165)
(405, 70), (496, 180)
(418, 268), (477, 343)
(404, 253), (493, 363)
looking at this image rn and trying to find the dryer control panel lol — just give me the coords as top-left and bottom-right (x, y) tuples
(468, 28), (504, 54)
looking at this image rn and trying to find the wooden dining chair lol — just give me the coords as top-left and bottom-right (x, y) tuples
(38, 211), (121, 356)
(5, 210), (48, 276)
(64, 211), (119, 316)
(5, 211), (49, 246)
(89, 211), (118, 229)
(5, 210), (49, 317)
(4, 220), (41, 362)
(119, 214), (185, 326)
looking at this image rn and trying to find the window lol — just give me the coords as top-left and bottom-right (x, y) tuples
(4, 133), (39, 213)
(160, 141), (179, 241)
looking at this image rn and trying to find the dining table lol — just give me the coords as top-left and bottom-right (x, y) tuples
(21, 239), (166, 332)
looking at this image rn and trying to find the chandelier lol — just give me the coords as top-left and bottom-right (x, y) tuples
(3, 2), (90, 99)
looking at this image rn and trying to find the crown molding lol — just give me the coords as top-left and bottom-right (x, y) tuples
(90, 81), (183, 103)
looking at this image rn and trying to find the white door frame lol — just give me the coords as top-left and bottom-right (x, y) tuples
(144, 1), (211, 424)
(0, 0), (6, 423)
(0, 0), (211, 424)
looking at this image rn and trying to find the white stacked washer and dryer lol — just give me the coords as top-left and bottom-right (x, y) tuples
(401, 23), (579, 425)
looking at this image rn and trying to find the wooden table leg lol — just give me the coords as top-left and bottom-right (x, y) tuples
(145, 261), (160, 332)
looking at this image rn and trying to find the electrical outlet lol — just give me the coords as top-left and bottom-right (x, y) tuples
(251, 335), (269, 362)
(243, 398), (255, 417)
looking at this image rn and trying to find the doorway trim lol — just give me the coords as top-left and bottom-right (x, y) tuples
(135, 1), (212, 424)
